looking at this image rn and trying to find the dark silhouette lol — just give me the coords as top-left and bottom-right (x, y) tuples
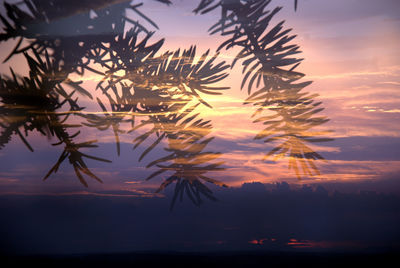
(1, 182), (399, 254)
(0, 0), (332, 207)
(194, 0), (333, 178)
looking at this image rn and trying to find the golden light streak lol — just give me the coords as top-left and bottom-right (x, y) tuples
(0, 190), (163, 198)
(307, 70), (389, 80)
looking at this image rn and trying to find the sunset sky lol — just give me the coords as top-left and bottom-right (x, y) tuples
(0, 0), (399, 254)
(1, 0), (399, 193)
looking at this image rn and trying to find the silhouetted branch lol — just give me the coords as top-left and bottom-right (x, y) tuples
(143, 105), (227, 210)
(195, 0), (333, 178)
(0, 0), (331, 208)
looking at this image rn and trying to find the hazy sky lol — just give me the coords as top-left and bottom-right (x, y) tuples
(1, 0), (400, 255)
(1, 0), (399, 193)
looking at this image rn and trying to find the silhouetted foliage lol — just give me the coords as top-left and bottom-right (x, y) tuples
(0, 0), (332, 207)
(194, 0), (333, 178)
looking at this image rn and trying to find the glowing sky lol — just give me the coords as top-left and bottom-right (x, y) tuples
(1, 0), (400, 256)
(0, 0), (400, 195)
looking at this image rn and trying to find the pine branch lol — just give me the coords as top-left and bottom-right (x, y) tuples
(196, 0), (333, 178)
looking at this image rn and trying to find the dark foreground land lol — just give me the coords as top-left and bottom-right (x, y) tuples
(2, 251), (397, 267)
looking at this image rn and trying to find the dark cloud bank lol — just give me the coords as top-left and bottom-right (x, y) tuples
(1, 182), (399, 255)
(1, 133), (400, 266)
